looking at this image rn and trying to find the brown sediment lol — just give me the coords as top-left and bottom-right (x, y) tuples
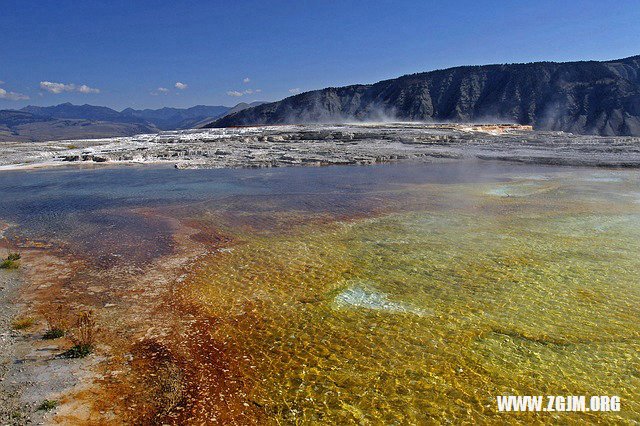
(182, 219), (236, 249)
(0, 205), (229, 423)
(63, 211), (234, 424)
(151, 301), (268, 424)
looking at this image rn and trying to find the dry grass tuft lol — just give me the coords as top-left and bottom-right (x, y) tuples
(71, 310), (97, 347)
(12, 316), (34, 330)
(41, 304), (68, 339)
(64, 311), (98, 358)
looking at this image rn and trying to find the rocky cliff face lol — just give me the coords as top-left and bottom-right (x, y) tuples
(209, 55), (640, 136)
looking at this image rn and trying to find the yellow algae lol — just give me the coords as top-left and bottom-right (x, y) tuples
(179, 171), (640, 423)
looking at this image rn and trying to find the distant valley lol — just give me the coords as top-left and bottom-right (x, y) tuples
(0, 102), (265, 142)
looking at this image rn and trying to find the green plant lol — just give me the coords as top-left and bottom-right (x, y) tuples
(7, 252), (20, 261)
(12, 316), (34, 330)
(63, 344), (93, 358)
(38, 400), (58, 411)
(1, 237), (20, 268)
(0, 258), (19, 269)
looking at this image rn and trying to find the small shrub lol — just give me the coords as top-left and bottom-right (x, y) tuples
(1, 251), (20, 268)
(66, 145), (78, 149)
(0, 259), (19, 269)
(2, 237), (21, 268)
(12, 316), (34, 330)
(63, 344), (93, 358)
(7, 252), (20, 261)
(38, 400), (58, 411)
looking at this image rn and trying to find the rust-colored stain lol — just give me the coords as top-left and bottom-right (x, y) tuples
(7, 207), (276, 424)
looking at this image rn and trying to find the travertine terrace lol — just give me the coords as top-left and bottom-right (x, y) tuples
(2, 123), (639, 170)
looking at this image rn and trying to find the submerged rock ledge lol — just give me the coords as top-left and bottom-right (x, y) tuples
(2, 123), (640, 170)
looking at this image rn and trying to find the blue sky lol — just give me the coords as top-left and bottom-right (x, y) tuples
(1, 0), (639, 110)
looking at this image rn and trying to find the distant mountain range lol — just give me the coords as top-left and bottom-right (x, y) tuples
(120, 105), (230, 130)
(210, 55), (640, 136)
(5, 55), (640, 141)
(0, 102), (265, 142)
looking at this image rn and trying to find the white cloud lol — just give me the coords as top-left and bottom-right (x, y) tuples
(175, 82), (188, 90)
(227, 87), (261, 97)
(39, 81), (69, 94)
(150, 87), (169, 95)
(40, 81), (100, 94)
(289, 88), (301, 94)
(77, 84), (100, 94)
(243, 77), (250, 83)
(0, 88), (29, 101)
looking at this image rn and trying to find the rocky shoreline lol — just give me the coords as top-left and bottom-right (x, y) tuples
(2, 123), (640, 171)
(0, 250), (98, 426)
(0, 271), (29, 425)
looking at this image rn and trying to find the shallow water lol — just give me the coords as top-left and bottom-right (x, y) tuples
(0, 162), (639, 423)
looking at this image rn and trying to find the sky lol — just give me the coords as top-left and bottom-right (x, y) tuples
(1, 0), (639, 111)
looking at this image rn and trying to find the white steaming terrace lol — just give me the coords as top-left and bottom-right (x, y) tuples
(1, 123), (640, 170)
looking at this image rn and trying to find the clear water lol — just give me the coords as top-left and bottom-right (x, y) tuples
(0, 162), (638, 423)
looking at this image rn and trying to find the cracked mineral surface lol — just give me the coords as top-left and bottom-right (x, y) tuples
(2, 123), (640, 170)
